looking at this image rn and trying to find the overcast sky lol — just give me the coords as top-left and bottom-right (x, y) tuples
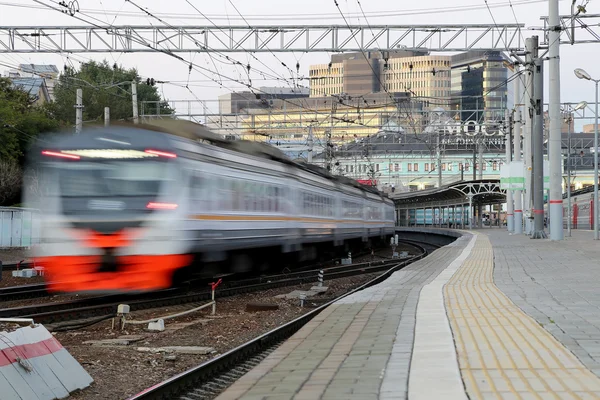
(1, 0), (598, 129)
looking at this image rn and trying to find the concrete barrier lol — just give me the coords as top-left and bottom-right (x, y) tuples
(0, 207), (40, 248)
(0, 323), (93, 399)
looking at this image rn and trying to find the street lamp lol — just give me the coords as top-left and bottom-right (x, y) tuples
(574, 68), (599, 239)
(564, 101), (587, 237)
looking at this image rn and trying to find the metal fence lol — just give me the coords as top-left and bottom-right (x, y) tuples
(0, 207), (40, 248)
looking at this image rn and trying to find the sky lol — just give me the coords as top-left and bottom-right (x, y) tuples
(0, 0), (598, 130)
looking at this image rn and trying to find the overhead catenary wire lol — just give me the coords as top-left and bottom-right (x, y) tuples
(0, 0), (554, 21)
(21, 0), (525, 160)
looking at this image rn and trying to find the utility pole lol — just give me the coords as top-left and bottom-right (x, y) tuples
(131, 81), (139, 124)
(524, 38), (534, 235)
(531, 36), (547, 239)
(548, 0), (563, 240)
(307, 125), (314, 163)
(513, 68), (524, 234)
(506, 109), (514, 232)
(75, 88), (83, 134)
(104, 107), (110, 127)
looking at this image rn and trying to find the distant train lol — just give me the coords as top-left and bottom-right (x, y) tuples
(26, 121), (395, 294)
(559, 186), (597, 230)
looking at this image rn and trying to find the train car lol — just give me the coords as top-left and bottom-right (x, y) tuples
(541, 186), (596, 230)
(26, 122), (395, 294)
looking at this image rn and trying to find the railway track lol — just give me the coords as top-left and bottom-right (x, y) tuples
(0, 283), (48, 301)
(126, 252), (426, 400)
(0, 243), (425, 325)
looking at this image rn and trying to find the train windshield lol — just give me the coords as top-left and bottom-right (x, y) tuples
(56, 160), (171, 197)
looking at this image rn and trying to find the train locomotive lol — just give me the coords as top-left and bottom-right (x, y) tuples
(26, 121), (395, 294)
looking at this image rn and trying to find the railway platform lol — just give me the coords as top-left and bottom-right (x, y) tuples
(216, 229), (600, 400)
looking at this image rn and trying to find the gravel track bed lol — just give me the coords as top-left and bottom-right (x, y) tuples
(61, 273), (381, 400)
(0, 271), (44, 288)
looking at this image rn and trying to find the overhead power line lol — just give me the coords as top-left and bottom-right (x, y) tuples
(0, 0), (553, 20)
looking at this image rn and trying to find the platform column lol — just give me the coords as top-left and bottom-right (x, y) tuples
(468, 197), (473, 229)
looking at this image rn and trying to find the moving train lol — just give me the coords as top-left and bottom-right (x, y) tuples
(26, 121), (395, 294)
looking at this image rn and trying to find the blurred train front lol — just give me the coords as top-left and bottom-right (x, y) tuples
(26, 127), (191, 294)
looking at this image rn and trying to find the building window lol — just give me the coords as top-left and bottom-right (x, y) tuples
(389, 163), (393, 173)
(394, 163), (400, 172)
(442, 163), (446, 171)
(448, 163), (453, 171)
(482, 162), (487, 171)
(459, 163), (463, 171)
(408, 163), (412, 172)
(425, 163), (429, 172)
(414, 163), (419, 172)
(431, 163), (436, 171)
(376, 164), (380, 172)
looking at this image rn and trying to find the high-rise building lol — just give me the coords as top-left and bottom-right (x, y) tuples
(308, 51), (451, 108)
(450, 51), (513, 123)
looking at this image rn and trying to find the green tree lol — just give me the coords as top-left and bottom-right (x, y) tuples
(0, 77), (59, 205)
(0, 78), (59, 163)
(51, 60), (172, 124)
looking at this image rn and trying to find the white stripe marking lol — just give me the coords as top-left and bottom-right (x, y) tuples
(407, 234), (476, 400)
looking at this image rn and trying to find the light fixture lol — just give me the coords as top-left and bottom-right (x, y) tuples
(574, 101), (588, 111)
(574, 68), (592, 81)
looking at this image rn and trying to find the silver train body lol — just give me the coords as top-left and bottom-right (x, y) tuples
(28, 123), (395, 293)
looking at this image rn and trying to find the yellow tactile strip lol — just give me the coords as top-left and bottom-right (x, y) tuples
(445, 233), (600, 399)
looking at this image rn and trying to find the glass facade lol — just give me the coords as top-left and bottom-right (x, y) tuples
(450, 51), (512, 124)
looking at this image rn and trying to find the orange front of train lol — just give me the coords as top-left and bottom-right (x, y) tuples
(25, 126), (193, 294)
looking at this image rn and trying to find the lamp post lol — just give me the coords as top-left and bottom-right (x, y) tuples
(574, 68), (599, 239)
(565, 102), (588, 237)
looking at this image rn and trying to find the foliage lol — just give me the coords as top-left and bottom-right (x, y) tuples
(0, 161), (22, 205)
(0, 78), (59, 164)
(51, 60), (173, 123)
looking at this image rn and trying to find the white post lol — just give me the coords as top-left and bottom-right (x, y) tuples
(548, 0), (564, 240)
(513, 68), (523, 235)
(75, 88), (83, 134)
(131, 81), (139, 124)
(104, 107), (110, 127)
(567, 116), (572, 237)
(437, 133), (442, 187)
(505, 109), (514, 232)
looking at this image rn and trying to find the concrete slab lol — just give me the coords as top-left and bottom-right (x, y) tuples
(274, 290), (318, 299)
(136, 346), (215, 355)
(83, 335), (145, 346)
